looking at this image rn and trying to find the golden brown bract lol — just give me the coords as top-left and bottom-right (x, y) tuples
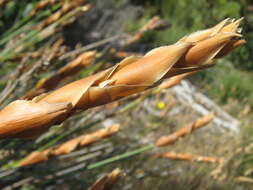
(0, 100), (72, 138)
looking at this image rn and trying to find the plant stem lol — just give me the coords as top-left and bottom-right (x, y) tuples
(87, 145), (154, 169)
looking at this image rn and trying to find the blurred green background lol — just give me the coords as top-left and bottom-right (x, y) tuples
(1, 0), (253, 189)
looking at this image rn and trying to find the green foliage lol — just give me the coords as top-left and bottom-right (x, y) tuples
(210, 67), (253, 106)
(191, 63), (253, 109)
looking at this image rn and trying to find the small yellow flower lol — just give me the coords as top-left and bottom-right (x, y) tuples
(157, 101), (165, 110)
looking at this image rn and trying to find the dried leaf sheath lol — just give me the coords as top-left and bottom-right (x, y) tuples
(20, 125), (120, 166)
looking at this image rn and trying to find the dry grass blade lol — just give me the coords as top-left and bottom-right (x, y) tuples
(0, 19), (244, 139)
(20, 125), (120, 166)
(155, 152), (224, 164)
(87, 168), (122, 190)
(155, 113), (214, 147)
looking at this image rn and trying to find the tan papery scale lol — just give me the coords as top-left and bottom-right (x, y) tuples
(155, 152), (224, 164)
(155, 113), (214, 147)
(126, 16), (169, 46)
(0, 19), (245, 139)
(178, 18), (244, 60)
(178, 18), (231, 43)
(20, 124), (120, 166)
(159, 71), (196, 89)
(215, 39), (246, 58)
(175, 32), (241, 67)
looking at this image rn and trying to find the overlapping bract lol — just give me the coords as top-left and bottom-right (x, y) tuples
(0, 100), (72, 138)
(0, 18), (245, 139)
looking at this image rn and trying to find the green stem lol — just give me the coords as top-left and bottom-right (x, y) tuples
(87, 145), (154, 170)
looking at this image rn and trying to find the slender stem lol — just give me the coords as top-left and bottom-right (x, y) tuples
(87, 145), (154, 170)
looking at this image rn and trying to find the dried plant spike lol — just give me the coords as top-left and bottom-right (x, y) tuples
(20, 125), (120, 166)
(39, 42), (192, 109)
(126, 16), (169, 46)
(0, 19), (244, 139)
(0, 100), (72, 139)
(155, 152), (224, 164)
(155, 113), (214, 147)
(87, 168), (122, 190)
(54, 124), (120, 155)
(36, 51), (97, 90)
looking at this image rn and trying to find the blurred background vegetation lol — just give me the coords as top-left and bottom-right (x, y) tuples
(0, 0), (253, 189)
